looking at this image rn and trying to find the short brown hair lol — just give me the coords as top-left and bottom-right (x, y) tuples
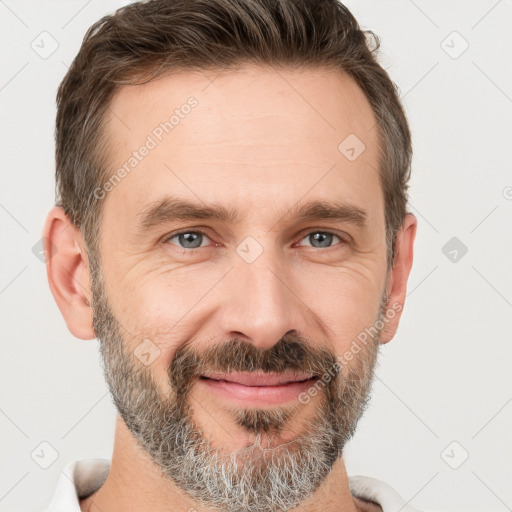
(55, 0), (411, 266)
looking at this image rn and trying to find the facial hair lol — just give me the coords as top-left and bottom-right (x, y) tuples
(89, 258), (384, 512)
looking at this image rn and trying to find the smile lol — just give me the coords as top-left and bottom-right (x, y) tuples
(198, 372), (319, 405)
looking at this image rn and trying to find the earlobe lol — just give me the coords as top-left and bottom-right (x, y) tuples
(43, 206), (96, 340)
(380, 213), (417, 344)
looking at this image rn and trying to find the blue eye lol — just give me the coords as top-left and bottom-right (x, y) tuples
(167, 231), (211, 249)
(165, 230), (344, 251)
(297, 232), (342, 248)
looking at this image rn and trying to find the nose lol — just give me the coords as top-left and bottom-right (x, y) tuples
(218, 246), (308, 351)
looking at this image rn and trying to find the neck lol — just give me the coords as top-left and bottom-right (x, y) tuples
(80, 415), (361, 512)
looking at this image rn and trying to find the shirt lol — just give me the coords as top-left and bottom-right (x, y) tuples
(42, 458), (424, 512)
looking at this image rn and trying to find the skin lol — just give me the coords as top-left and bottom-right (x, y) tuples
(44, 64), (417, 512)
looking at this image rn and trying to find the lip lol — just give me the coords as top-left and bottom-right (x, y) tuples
(197, 372), (318, 406)
(202, 372), (316, 386)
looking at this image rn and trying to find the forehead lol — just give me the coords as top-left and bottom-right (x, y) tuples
(101, 65), (382, 228)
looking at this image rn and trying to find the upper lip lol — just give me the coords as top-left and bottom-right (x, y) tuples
(200, 372), (316, 387)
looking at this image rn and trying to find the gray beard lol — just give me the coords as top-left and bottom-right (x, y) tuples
(90, 259), (381, 512)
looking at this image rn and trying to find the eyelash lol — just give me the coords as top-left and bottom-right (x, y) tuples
(164, 229), (348, 250)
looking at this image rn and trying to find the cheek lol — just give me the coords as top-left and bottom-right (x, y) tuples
(296, 263), (385, 345)
(102, 265), (223, 372)
(104, 253), (215, 323)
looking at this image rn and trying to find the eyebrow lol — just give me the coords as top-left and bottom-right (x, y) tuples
(137, 196), (242, 230)
(136, 195), (368, 232)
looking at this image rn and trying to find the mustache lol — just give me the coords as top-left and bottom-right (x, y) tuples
(168, 334), (340, 397)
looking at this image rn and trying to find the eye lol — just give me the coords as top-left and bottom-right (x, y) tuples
(164, 229), (346, 251)
(166, 230), (212, 249)
(296, 231), (343, 249)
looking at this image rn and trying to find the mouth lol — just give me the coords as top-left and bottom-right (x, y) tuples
(197, 372), (320, 405)
(200, 372), (317, 386)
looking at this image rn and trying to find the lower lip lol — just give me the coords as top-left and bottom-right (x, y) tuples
(198, 376), (318, 406)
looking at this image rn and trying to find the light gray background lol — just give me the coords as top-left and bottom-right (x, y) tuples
(1, 1), (511, 511)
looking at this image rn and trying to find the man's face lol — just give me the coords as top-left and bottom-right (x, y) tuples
(91, 65), (389, 511)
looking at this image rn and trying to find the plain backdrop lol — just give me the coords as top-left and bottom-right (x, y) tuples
(1, 1), (511, 511)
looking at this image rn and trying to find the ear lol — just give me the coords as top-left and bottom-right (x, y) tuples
(42, 206), (96, 340)
(380, 213), (417, 344)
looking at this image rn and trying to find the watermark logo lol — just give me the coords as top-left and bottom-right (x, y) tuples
(31, 31), (59, 60)
(31, 441), (59, 469)
(134, 338), (161, 366)
(442, 236), (468, 263)
(338, 134), (366, 162)
(440, 441), (469, 469)
(31, 237), (58, 263)
(441, 31), (469, 60)
(236, 236), (264, 263)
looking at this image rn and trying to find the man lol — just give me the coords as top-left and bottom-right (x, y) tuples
(42, 0), (419, 511)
